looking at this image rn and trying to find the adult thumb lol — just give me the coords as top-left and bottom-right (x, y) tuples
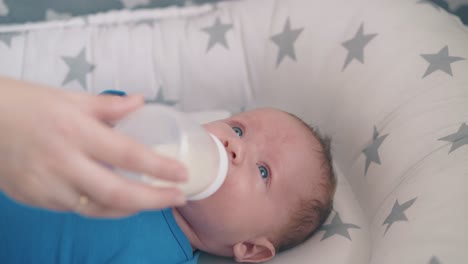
(91, 94), (144, 123)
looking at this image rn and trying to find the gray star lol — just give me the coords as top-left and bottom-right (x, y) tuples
(270, 18), (304, 67)
(0, 32), (21, 47)
(363, 126), (388, 175)
(421, 45), (465, 78)
(318, 212), (360, 241)
(61, 48), (95, 89)
(145, 87), (177, 106)
(383, 197), (417, 234)
(429, 256), (442, 264)
(342, 23), (377, 70)
(438, 123), (468, 153)
(201, 17), (233, 52)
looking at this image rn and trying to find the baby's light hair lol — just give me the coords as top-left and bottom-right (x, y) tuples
(274, 114), (337, 252)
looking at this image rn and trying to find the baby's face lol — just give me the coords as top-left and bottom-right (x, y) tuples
(177, 108), (323, 256)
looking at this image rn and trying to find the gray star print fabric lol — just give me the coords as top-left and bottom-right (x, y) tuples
(0, 0), (467, 263)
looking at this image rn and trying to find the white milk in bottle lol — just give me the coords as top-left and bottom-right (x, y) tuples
(113, 104), (228, 200)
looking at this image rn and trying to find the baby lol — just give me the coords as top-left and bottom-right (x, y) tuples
(0, 108), (336, 263)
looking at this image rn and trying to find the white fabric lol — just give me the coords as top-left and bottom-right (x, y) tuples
(0, 0), (467, 263)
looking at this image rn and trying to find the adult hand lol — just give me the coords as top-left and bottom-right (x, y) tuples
(0, 77), (187, 218)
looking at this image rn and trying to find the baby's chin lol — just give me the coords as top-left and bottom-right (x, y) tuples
(182, 190), (239, 229)
(184, 193), (221, 209)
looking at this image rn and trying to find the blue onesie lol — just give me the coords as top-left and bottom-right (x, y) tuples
(0, 192), (199, 264)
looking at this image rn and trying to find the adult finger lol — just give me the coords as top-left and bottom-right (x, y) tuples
(73, 195), (136, 218)
(70, 154), (187, 212)
(91, 94), (144, 122)
(65, 92), (144, 123)
(81, 118), (188, 182)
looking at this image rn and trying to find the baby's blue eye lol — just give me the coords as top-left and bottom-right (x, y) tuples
(258, 165), (269, 181)
(232, 126), (243, 137)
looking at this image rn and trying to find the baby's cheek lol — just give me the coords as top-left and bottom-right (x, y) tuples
(224, 170), (253, 195)
(207, 176), (247, 213)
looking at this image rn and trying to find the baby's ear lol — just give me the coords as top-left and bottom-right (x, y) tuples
(233, 237), (276, 263)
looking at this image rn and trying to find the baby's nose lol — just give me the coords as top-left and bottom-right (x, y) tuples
(223, 138), (244, 165)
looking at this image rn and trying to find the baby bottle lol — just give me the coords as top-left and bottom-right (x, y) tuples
(113, 104), (228, 200)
